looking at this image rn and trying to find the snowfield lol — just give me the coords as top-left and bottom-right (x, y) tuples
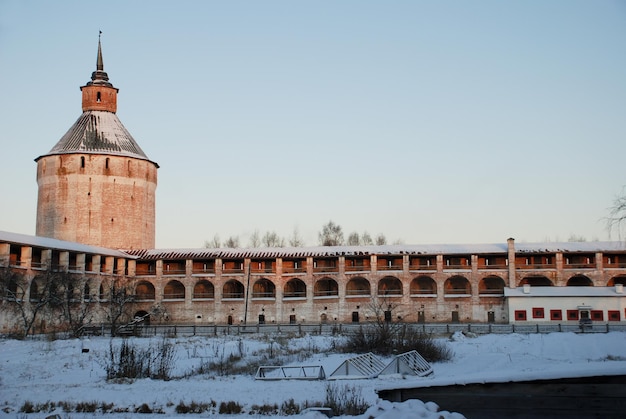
(1, 330), (626, 418)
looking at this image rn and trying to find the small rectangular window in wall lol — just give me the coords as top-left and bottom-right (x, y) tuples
(591, 310), (604, 321)
(515, 310), (527, 321)
(532, 307), (545, 319)
(608, 311), (620, 321)
(550, 310), (562, 321)
(567, 310), (579, 321)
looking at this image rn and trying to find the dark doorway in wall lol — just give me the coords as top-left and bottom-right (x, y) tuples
(384, 310), (392, 323)
(352, 311), (359, 323)
(258, 314), (265, 324)
(451, 311), (460, 323)
(289, 314), (296, 324)
(488, 311), (495, 323)
(227, 315), (233, 325)
(418, 311), (426, 323)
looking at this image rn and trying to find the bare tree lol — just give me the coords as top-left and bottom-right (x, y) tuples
(361, 231), (373, 245)
(101, 276), (137, 337)
(204, 234), (221, 248)
(368, 295), (403, 335)
(248, 230), (261, 247)
(375, 234), (387, 245)
(319, 221), (344, 246)
(607, 190), (626, 240)
(347, 232), (360, 246)
(0, 267), (57, 338)
(288, 227), (304, 247)
(49, 272), (95, 338)
(568, 234), (587, 242)
(224, 236), (240, 248)
(262, 231), (284, 247)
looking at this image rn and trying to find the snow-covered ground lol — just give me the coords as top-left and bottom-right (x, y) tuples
(1, 330), (626, 418)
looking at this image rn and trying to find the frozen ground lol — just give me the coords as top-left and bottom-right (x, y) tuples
(1, 330), (626, 418)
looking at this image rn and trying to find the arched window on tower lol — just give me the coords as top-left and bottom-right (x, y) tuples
(97, 91), (101, 103)
(105, 158), (109, 169)
(80, 156), (85, 168)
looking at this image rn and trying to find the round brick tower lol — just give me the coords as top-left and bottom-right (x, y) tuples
(35, 35), (158, 250)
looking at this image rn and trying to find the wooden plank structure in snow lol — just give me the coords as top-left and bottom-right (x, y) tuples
(379, 350), (433, 377)
(328, 353), (386, 380)
(255, 365), (326, 380)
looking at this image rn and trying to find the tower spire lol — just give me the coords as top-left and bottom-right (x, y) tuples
(97, 30), (104, 71)
(88, 31), (112, 87)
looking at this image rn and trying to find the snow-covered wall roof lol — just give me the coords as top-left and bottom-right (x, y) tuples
(126, 241), (626, 260)
(4, 229), (625, 261)
(0, 230), (134, 258)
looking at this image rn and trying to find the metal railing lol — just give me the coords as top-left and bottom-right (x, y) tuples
(516, 264), (556, 270)
(408, 265), (436, 271)
(377, 264), (403, 271)
(313, 266), (338, 273)
(282, 267), (307, 274)
(345, 265), (371, 272)
(72, 322), (626, 338)
(192, 268), (216, 274)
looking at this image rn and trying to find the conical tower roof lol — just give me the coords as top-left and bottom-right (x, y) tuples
(36, 34), (157, 166)
(42, 111), (152, 160)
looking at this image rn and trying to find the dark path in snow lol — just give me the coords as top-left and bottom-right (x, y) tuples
(377, 374), (626, 419)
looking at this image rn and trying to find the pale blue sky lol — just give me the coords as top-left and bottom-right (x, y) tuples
(1, 1), (625, 248)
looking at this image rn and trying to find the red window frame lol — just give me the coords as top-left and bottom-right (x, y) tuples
(550, 310), (562, 321)
(515, 310), (527, 321)
(567, 310), (579, 321)
(608, 310), (620, 321)
(532, 307), (545, 319)
(591, 310), (604, 321)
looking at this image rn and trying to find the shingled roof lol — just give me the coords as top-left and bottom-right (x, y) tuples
(37, 110), (152, 161)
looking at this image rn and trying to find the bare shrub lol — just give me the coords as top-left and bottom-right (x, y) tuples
(75, 401), (98, 413)
(250, 403), (278, 415)
(175, 400), (215, 414)
(219, 401), (243, 414)
(325, 383), (369, 416)
(280, 399), (301, 415)
(106, 339), (148, 380)
(18, 401), (34, 413)
(340, 324), (452, 362)
(152, 338), (176, 380)
(135, 403), (153, 413)
(100, 402), (114, 413)
(104, 337), (176, 380)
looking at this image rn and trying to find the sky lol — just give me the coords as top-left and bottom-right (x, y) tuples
(1, 0), (625, 249)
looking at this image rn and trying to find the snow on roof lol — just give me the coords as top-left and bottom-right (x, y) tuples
(35, 111), (158, 166)
(3, 229), (625, 261)
(515, 241), (626, 253)
(0, 230), (134, 258)
(505, 286), (625, 298)
(126, 241), (626, 260)
(376, 362), (626, 391)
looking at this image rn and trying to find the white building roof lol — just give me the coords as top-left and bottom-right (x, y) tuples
(505, 286), (625, 298)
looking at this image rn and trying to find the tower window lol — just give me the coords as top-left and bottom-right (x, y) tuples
(80, 156), (85, 168)
(105, 158), (109, 169)
(97, 91), (101, 102)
